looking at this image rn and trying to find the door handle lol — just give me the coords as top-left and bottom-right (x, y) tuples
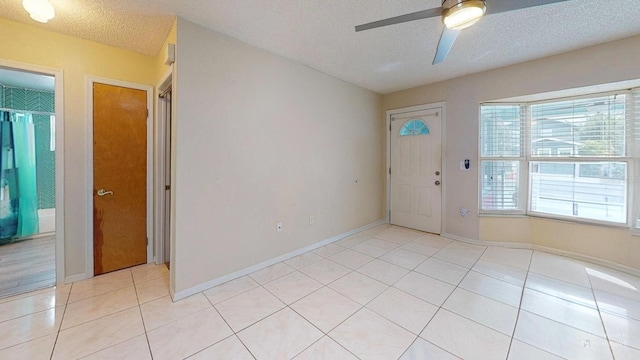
(435, 181), (441, 186)
(97, 189), (114, 196)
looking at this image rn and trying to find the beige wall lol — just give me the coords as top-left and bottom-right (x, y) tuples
(0, 18), (157, 279)
(480, 217), (640, 271)
(173, 18), (384, 294)
(383, 35), (640, 271)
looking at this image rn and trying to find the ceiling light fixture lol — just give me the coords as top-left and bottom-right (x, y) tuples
(442, 0), (486, 30)
(22, 0), (55, 23)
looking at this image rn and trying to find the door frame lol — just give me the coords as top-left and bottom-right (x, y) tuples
(85, 76), (154, 277)
(386, 102), (447, 233)
(154, 68), (173, 266)
(0, 59), (65, 285)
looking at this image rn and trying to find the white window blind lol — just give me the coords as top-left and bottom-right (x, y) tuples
(480, 88), (640, 228)
(632, 89), (640, 155)
(529, 93), (628, 224)
(633, 89), (640, 228)
(530, 94), (626, 158)
(479, 105), (524, 212)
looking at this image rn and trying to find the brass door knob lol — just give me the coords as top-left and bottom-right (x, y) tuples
(97, 189), (114, 196)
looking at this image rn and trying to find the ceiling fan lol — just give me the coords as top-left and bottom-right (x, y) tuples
(355, 0), (572, 65)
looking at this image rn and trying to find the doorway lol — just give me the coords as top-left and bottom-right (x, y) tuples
(157, 85), (172, 268)
(89, 79), (153, 276)
(388, 105), (443, 234)
(0, 65), (61, 298)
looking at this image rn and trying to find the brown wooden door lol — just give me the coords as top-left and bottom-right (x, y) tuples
(93, 83), (147, 275)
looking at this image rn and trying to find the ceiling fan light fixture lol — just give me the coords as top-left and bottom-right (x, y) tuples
(22, 0), (55, 23)
(442, 0), (486, 30)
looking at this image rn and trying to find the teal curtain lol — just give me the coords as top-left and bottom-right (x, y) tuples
(0, 111), (39, 242)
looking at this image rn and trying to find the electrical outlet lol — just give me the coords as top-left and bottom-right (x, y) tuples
(309, 215), (314, 225)
(276, 222), (283, 232)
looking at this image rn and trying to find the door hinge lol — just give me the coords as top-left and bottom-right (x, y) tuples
(146, 237), (148, 246)
(389, 168), (391, 175)
(389, 123), (391, 131)
(146, 109), (149, 118)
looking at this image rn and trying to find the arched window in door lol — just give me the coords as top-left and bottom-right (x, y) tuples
(399, 119), (430, 136)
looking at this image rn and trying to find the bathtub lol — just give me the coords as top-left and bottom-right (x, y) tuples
(38, 208), (56, 233)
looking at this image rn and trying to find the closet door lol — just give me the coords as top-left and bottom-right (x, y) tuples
(93, 82), (147, 275)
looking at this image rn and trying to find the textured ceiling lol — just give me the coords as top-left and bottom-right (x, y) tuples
(1, 0), (640, 94)
(0, 0), (175, 57)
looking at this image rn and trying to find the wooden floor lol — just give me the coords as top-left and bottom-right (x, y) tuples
(0, 235), (55, 299)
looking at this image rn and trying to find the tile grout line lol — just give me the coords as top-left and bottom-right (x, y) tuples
(54, 266), (166, 359)
(516, 292), (609, 338)
(202, 293), (258, 360)
(505, 250), (573, 360)
(586, 270), (617, 359)
(285, 297), (361, 360)
(48, 282), (72, 360)
(282, 279), (369, 359)
(429, 245), (487, 343)
(385, 239), (484, 356)
(504, 249), (534, 359)
(227, 285), (308, 360)
(532, 255), (623, 344)
(59, 269), (148, 359)
(395, 240), (489, 359)
(524, 271), (600, 310)
(260, 241), (416, 359)
(56, 285), (140, 332)
(132, 270), (155, 360)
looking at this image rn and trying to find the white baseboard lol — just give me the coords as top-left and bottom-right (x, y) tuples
(442, 232), (640, 278)
(64, 273), (89, 284)
(171, 219), (387, 301)
(442, 232), (534, 250)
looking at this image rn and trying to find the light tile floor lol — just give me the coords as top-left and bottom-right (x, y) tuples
(1, 224), (640, 359)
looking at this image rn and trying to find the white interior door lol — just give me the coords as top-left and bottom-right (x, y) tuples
(390, 109), (442, 234)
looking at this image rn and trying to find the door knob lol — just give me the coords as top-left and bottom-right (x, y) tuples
(435, 171), (440, 176)
(97, 189), (114, 196)
(435, 180), (441, 186)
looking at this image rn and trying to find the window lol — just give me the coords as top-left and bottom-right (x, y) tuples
(480, 90), (639, 227)
(49, 115), (55, 151)
(400, 119), (430, 136)
(480, 105), (524, 212)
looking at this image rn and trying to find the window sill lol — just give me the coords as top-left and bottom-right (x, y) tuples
(480, 212), (633, 231)
(479, 212), (527, 218)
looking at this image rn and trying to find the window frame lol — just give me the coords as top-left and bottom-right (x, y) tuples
(479, 90), (637, 228)
(478, 103), (527, 216)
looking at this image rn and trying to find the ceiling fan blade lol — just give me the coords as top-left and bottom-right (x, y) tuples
(355, 8), (442, 32)
(487, 0), (573, 15)
(433, 27), (460, 65)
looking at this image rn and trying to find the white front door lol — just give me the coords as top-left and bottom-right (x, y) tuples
(390, 109), (442, 234)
